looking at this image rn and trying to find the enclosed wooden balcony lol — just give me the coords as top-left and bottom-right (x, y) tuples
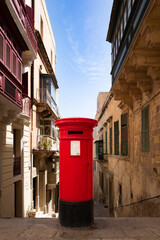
(5, 0), (37, 65)
(109, 0), (160, 109)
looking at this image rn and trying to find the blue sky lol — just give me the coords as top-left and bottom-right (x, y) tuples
(45, 0), (113, 118)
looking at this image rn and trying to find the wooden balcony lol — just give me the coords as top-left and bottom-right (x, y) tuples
(5, 0), (37, 64)
(111, 0), (160, 109)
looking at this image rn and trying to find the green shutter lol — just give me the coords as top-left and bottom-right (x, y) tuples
(106, 131), (107, 154)
(110, 127), (112, 154)
(114, 121), (119, 155)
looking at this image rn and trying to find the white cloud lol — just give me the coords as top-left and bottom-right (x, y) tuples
(64, 15), (111, 90)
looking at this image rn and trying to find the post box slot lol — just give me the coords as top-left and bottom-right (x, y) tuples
(68, 131), (83, 134)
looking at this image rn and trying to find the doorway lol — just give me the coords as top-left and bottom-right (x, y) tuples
(14, 180), (22, 217)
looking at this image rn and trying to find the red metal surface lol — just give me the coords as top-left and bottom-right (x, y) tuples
(55, 118), (98, 202)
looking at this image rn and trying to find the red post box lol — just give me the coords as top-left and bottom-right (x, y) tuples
(55, 117), (98, 227)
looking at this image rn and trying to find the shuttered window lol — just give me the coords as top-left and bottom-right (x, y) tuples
(114, 121), (119, 155)
(18, 60), (21, 81)
(106, 131), (107, 154)
(6, 44), (10, 68)
(13, 53), (16, 76)
(121, 113), (128, 155)
(110, 127), (112, 154)
(95, 140), (103, 160)
(0, 34), (3, 60)
(142, 105), (149, 152)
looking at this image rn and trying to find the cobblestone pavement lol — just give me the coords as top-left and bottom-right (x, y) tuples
(0, 204), (160, 240)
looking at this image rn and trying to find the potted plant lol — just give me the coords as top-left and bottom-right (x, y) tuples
(43, 141), (51, 150)
(26, 207), (36, 218)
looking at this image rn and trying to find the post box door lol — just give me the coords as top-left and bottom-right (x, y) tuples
(60, 139), (93, 202)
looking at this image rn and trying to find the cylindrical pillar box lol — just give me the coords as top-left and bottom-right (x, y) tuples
(55, 117), (98, 227)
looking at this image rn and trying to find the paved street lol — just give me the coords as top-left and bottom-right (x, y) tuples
(0, 204), (160, 240)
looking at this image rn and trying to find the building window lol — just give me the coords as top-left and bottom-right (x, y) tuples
(142, 105), (149, 152)
(6, 43), (10, 68)
(0, 34), (3, 60)
(110, 127), (112, 154)
(128, 0), (132, 17)
(119, 184), (122, 205)
(123, 7), (127, 30)
(121, 113), (128, 156)
(18, 60), (21, 82)
(114, 121), (119, 155)
(95, 140), (103, 160)
(40, 16), (43, 40)
(120, 19), (123, 39)
(106, 131), (107, 154)
(13, 53), (17, 76)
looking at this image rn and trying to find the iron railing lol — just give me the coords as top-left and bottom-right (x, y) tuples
(37, 135), (59, 151)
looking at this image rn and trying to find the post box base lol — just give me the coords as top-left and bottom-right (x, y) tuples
(59, 199), (94, 228)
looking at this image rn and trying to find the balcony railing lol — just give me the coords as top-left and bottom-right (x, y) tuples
(36, 88), (58, 115)
(11, 0), (37, 54)
(21, 94), (31, 117)
(37, 135), (59, 151)
(13, 156), (21, 176)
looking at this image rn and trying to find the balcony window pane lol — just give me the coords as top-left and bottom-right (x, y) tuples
(18, 61), (21, 81)
(124, 8), (127, 30)
(6, 44), (10, 68)
(0, 34), (3, 60)
(121, 20), (123, 39)
(5, 78), (16, 99)
(128, 0), (132, 17)
(118, 30), (120, 47)
(13, 53), (16, 75)
(121, 113), (128, 155)
(44, 120), (51, 125)
(110, 127), (112, 154)
(44, 126), (50, 136)
(114, 121), (119, 155)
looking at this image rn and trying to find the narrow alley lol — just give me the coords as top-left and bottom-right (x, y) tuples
(0, 203), (160, 240)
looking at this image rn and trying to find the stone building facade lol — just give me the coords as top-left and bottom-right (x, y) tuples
(0, 0), (59, 218)
(96, 0), (160, 216)
(0, 0), (37, 217)
(27, 0), (60, 215)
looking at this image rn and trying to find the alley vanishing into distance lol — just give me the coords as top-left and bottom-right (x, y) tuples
(0, 203), (160, 240)
(1, 0), (160, 239)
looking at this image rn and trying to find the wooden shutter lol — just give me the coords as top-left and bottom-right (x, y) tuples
(0, 34), (3, 60)
(110, 127), (112, 154)
(121, 113), (128, 155)
(114, 121), (119, 155)
(106, 131), (107, 154)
